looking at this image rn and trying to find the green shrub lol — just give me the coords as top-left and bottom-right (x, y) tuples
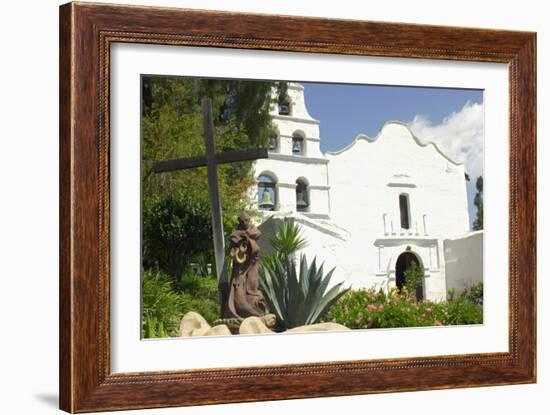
(403, 262), (424, 301)
(142, 270), (185, 338)
(178, 274), (221, 325)
(460, 282), (483, 305)
(323, 287), (483, 329)
(445, 296), (483, 325)
(142, 269), (222, 338)
(177, 272), (219, 299)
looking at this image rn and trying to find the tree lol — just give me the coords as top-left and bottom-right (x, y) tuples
(473, 176), (483, 230)
(141, 76), (287, 278)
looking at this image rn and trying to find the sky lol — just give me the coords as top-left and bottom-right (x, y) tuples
(301, 82), (484, 229)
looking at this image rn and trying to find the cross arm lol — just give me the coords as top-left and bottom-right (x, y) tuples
(152, 147), (269, 173)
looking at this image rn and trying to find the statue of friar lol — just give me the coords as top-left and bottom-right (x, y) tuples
(223, 212), (269, 319)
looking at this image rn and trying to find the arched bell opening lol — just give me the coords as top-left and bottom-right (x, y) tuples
(292, 131), (306, 156)
(267, 130), (279, 152)
(295, 178), (310, 213)
(278, 97), (291, 115)
(257, 173), (278, 211)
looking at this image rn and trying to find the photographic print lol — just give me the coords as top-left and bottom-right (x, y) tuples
(141, 76), (484, 339)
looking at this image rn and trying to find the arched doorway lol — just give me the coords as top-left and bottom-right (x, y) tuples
(395, 251), (424, 301)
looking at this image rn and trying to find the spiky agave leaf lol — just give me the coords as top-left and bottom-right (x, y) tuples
(259, 258), (286, 324)
(259, 253), (348, 330)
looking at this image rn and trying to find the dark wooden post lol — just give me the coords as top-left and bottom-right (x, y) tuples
(201, 98), (229, 315)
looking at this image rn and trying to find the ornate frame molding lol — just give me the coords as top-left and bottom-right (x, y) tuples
(60, 2), (536, 412)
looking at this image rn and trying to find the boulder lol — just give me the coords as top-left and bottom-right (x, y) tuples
(204, 324), (232, 337)
(261, 313), (277, 329)
(213, 317), (242, 334)
(239, 316), (274, 335)
(179, 312), (211, 337)
(287, 322), (350, 333)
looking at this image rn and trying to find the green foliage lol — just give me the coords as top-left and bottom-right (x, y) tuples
(178, 274), (221, 325)
(142, 193), (216, 277)
(141, 270), (222, 338)
(403, 261), (424, 300)
(443, 296), (483, 325)
(268, 220), (308, 259)
(141, 76), (287, 277)
(323, 288), (483, 329)
(260, 254), (349, 330)
(460, 282), (483, 305)
(447, 288), (456, 301)
(261, 220), (308, 273)
(141, 270), (185, 338)
(473, 176), (484, 230)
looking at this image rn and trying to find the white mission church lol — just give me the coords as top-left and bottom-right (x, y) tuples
(252, 83), (482, 301)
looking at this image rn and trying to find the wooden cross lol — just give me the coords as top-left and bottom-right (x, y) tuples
(152, 97), (268, 314)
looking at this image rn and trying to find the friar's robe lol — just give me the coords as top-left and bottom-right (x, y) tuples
(224, 225), (268, 319)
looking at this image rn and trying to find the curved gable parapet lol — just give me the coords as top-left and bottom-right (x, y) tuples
(325, 120), (463, 167)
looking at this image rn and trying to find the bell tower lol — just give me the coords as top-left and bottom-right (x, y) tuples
(253, 82), (331, 219)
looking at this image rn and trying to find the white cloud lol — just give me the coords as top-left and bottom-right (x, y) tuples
(408, 101), (484, 228)
(408, 101), (484, 180)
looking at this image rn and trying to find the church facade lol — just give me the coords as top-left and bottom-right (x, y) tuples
(252, 83), (476, 301)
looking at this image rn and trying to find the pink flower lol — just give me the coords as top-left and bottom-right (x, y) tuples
(434, 320), (442, 326)
(367, 304), (376, 312)
(367, 316), (372, 322)
(426, 307), (433, 313)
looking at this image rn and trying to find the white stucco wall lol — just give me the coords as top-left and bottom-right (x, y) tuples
(327, 123), (470, 242)
(444, 230), (484, 294)
(253, 83), (473, 301)
(324, 122), (471, 300)
(257, 214), (351, 288)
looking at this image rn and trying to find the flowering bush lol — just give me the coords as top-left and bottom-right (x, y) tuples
(322, 287), (482, 329)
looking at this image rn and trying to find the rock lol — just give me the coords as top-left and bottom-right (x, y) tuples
(261, 313), (277, 329)
(214, 313), (277, 334)
(287, 322), (350, 333)
(239, 316), (274, 335)
(204, 324), (232, 336)
(179, 312), (211, 337)
(213, 317), (243, 334)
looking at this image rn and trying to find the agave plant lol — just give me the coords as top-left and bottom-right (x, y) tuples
(260, 254), (349, 330)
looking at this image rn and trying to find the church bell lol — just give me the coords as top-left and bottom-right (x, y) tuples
(268, 134), (277, 150)
(292, 139), (302, 153)
(259, 188), (274, 210)
(296, 191), (308, 209)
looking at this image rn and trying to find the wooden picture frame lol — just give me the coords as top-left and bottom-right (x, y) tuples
(59, 2), (536, 412)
